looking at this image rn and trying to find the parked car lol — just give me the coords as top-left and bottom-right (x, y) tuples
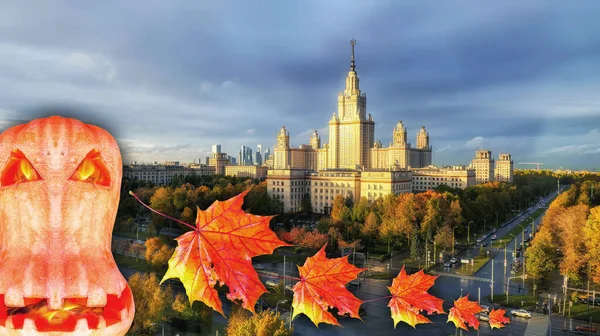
(444, 261), (452, 268)
(476, 237), (483, 243)
(450, 257), (458, 264)
(480, 305), (491, 313)
(476, 313), (490, 322)
(491, 235), (497, 240)
(255, 264), (265, 270)
(575, 325), (597, 332)
(511, 309), (532, 318)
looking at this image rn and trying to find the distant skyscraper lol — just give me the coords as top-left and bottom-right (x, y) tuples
(256, 144), (263, 165)
(239, 145), (254, 165)
(264, 147), (271, 164)
(204, 157), (210, 165)
(212, 144), (221, 154)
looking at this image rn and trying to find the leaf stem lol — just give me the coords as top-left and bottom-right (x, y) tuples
(128, 190), (197, 231)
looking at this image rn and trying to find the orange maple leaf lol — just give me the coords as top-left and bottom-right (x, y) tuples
(160, 189), (290, 316)
(291, 245), (365, 327)
(447, 295), (482, 330)
(387, 266), (445, 328)
(488, 308), (510, 329)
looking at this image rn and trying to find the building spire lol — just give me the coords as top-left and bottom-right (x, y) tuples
(350, 39), (356, 71)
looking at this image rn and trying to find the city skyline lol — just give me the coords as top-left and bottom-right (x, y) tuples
(1, 2), (599, 169)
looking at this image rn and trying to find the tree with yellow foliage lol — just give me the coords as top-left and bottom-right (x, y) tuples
(128, 273), (173, 335)
(226, 305), (292, 336)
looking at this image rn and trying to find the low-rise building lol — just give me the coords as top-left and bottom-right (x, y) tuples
(411, 166), (476, 192)
(225, 165), (268, 179)
(123, 164), (215, 185)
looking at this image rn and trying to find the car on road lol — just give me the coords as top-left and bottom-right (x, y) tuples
(476, 313), (490, 321)
(481, 242), (488, 247)
(492, 228), (497, 234)
(575, 324), (597, 332)
(511, 309), (532, 318)
(255, 264), (265, 270)
(491, 235), (497, 240)
(450, 257), (458, 264)
(443, 261), (452, 268)
(476, 237), (483, 243)
(349, 280), (362, 287)
(265, 280), (278, 288)
(480, 305), (491, 313)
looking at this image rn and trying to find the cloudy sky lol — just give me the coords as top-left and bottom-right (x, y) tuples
(1, 1), (599, 170)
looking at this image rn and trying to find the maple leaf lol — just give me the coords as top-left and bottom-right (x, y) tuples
(291, 244), (365, 327)
(387, 266), (445, 328)
(447, 295), (482, 330)
(488, 308), (510, 329)
(160, 189), (290, 316)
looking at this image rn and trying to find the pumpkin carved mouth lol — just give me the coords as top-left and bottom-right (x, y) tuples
(0, 286), (132, 333)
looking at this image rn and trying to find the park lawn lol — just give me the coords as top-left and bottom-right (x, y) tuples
(455, 255), (490, 276)
(114, 254), (167, 278)
(488, 294), (537, 310)
(569, 303), (600, 324)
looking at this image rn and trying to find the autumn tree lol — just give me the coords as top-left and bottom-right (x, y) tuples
(150, 187), (175, 233)
(331, 194), (349, 222)
(525, 229), (557, 281)
(145, 237), (164, 261)
(584, 206), (600, 284)
(128, 243), (145, 259)
(226, 305), (293, 336)
(434, 225), (453, 252)
(556, 204), (590, 281)
(361, 211), (379, 245)
(172, 292), (212, 330)
(128, 273), (173, 335)
(181, 206), (195, 225)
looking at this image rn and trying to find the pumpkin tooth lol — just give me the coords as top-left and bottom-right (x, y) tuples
(87, 289), (107, 308)
(4, 289), (25, 307)
(4, 316), (13, 330)
(22, 317), (37, 332)
(97, 316), (107, 330)
(74, 317), (89, 332)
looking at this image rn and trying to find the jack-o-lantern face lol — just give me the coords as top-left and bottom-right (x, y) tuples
(0, 116), (134, 335)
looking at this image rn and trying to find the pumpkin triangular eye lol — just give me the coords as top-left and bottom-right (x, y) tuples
(69, 149), (111, 186)
(0, 149), (42, 186)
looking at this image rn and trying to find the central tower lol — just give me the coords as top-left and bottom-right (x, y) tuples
(328, 39), (375, 169)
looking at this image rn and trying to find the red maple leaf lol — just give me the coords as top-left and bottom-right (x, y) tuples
(488, 308), (510, 329)
(387, 266), (445, 328)
(158, 189), (290, 315)
(447, 295), (482, 330)
(291, 245), (365, 327)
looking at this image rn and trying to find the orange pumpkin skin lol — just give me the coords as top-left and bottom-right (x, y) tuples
(0, 116), (134, 335)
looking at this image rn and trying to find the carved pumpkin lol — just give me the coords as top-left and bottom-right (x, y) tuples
(0, 116), (134, 335)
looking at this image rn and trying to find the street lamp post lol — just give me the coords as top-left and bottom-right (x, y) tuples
(136, 227), (140, 242)
(452, 226), (458, 255)
(483, 215), (489, 235)
(495, 210), (500, 228)
(467, 221), (473, 244)
(509, 234), (517, 255)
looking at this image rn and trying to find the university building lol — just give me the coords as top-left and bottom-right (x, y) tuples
(267, 40), (422, 213)
(123, 164), (215, 185)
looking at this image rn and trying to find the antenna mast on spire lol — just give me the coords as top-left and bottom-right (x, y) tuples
(350, 39), (356, 71)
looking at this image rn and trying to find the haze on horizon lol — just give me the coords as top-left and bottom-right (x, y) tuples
(0, 1), (599, 170)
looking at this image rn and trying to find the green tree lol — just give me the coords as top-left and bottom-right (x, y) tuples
(352, 197), (370, 223)
(172, 292), (212, 329)
(525, 230), (557, 280)
(128, 273), (173, 335)
(226, 305), (293, 336)
(300, 193), (312, 215)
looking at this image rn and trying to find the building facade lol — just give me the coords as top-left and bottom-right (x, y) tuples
(267, 168), (412, 213)
(271, 41), (432, 172)
(470, 150), (495, 184)
(208, 152), (230, 175)
(411, 166), (476, 192)
(225, 165), (268, 179)
(123, 164), (215, 185)
(495, 153), (514, 182)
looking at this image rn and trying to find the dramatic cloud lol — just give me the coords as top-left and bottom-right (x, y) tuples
(0, 1), (599, 169)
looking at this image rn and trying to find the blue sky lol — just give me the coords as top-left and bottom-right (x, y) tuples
(0, 1), (599, 169)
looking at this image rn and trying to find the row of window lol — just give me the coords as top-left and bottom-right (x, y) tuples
(413, 176), (464, 182)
